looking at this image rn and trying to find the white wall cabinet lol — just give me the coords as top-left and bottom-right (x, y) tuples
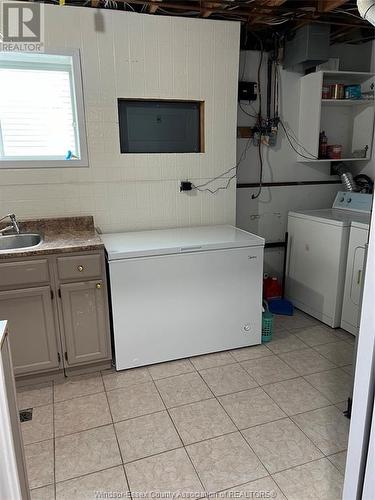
(298, 71), (375, 163)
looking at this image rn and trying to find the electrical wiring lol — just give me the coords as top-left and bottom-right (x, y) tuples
(273, 61), (317, 160)
(239, 102), (258, 120)
(251, 32), (264, 198)
(192, 135), (253, 194)
(333, 9), (364, 21)
(279, 120), (319, 160)
(195, 32), (265, 196)
(251, 139), (264, 199)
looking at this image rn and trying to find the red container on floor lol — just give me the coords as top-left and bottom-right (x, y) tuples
(263, 275), (282, 300)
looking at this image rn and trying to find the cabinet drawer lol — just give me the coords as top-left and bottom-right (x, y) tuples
(57, 254), (102, 281)
(0, 260), (49, 288)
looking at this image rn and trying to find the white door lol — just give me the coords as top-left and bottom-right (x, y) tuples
(109, 246), (263, 370)
(343, 206), (375, 499)
(362, 396), (375, 499)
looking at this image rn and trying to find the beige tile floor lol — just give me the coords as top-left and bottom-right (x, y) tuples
(19, 309), (355, 500)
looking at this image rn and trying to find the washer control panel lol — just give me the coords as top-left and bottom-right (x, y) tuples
(333, 191), (373, 213)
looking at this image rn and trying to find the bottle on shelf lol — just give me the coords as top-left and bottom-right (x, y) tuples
(319, 130), (328, 159)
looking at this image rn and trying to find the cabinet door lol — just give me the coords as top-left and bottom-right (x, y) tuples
(0, 287), (59, 375)
(60, 280), (110, 366)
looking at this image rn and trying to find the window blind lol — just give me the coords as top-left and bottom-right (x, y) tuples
(0, 66), (77, 160)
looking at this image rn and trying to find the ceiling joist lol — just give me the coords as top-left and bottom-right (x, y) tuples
(40, 0), (374, 45)
(317, 0), (349, 12)
(149, 0), (161, 14)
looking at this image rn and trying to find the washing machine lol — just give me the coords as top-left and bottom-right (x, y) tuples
(285, 191), (372, 328)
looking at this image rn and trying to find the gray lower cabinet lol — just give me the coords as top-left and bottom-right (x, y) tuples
(0, 250), (111, 377)
(60, 280), (109, 366)
(0, 286), (59, 375)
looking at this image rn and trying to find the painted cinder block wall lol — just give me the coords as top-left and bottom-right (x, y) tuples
(0, 3), (240, 232)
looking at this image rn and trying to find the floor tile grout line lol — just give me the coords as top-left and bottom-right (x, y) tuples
(261, 378), (336, 418)
(229, 351), (275, 363)
(239, 416), (327, 476)
(290, 410), (349, 458)
(260, 363), (347, 409)
(150, 378), (206, 494)
(269, 456), (335, 499)
(100, 370), (133, 499)
(252, 375), (344, 452)
(122, 445), (186, 466)
(273, 356), (338, 378)
(149, 368), (197, 382)
(271, 454), (343, 481)
(238, 414), (292, 433)
(194, 362), (335, 479)
(326, 452), (347, 476)
(192, 367), (278, 484)
(281, 325), (356, 348)
(310, 341), (354, 365)
(204, 473), (273, 497)
(51, 464), (130, 489)
(269, 351), (353, 405)
(197, 360), (241, 374)
(228, 378), (327, 480)
(191, 359), (239, 372)
(54, 388), (106, 405)
(300, 372), (353, 406)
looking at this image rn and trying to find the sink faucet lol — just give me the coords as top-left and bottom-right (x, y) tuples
(0, 213), (20, 235)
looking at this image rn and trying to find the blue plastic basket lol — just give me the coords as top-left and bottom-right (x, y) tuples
(262, 309), (274, 343)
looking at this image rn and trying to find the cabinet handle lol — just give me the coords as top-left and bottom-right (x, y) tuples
(96, 283), (102, 289)
(77, 265), (84, 272)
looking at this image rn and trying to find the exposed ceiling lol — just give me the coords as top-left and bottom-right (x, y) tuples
(39, 0), (375, 46)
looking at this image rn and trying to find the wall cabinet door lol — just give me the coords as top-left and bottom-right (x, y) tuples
(60, 280), (110, 366)
(0, 287), (59, 375)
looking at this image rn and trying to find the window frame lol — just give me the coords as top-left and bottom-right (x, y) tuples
(0, 49), (88, 169)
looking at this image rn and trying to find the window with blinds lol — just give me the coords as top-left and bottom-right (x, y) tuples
(0, 51), (87, 167)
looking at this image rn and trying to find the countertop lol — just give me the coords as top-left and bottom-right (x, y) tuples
(0, 216), (104, 259)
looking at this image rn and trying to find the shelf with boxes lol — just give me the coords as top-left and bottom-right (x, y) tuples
(297, 71), (375, 163)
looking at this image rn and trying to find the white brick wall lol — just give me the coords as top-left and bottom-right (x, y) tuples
(0, 4), (240, 232)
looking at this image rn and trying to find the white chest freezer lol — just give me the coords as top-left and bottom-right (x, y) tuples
(102, 225), (265, 370)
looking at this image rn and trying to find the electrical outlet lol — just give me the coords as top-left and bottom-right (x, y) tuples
(180, 181), (193, 192)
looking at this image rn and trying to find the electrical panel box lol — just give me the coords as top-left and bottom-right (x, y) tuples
(238, 81), (257, 102)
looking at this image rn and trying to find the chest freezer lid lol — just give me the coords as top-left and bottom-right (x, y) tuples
(102, 225), (265, 260)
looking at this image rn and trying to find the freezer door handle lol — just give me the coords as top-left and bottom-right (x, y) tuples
(180, 245), (203, 252)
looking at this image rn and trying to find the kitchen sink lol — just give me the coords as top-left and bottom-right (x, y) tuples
(0, 233), (42, 251)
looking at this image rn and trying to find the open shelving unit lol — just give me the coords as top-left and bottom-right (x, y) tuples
(297, 71), (375, 163)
